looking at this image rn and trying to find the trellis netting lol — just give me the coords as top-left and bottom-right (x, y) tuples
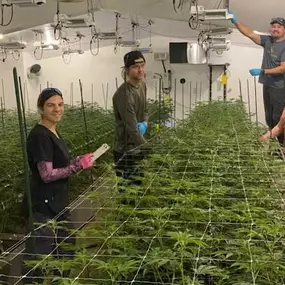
(11, 100), (285, 285)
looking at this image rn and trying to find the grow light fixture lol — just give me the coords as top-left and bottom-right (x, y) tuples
(0, 41), (26, 50)
(33, 40), (60, 50)
(135, 47), (153, 54)
(42, 44), (60, 50)
(208, 36), (228, 43)
(63, 49), (84, 55)
(119, 40), (139, 48)
(210, 40), (231, 52)
(206, 27), (232, 36)
(94, 32), (118, 40)
(190, 6), (233, 21)
(52, 14), (94, 29)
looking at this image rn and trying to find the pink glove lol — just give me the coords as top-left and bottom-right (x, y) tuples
(79, 153), (94, 170)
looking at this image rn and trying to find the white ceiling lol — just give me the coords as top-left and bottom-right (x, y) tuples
(0, 0), (281, 35)
(0, 0), (283, 49)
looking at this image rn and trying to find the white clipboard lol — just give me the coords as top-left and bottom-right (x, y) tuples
(92, 143), (110, 162)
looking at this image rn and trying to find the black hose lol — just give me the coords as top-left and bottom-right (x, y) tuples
(90, 35), (100, 56)
(0, 4), (13, 27)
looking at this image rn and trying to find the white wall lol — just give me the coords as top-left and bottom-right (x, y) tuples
(0, 33), (266, 124)
(0, 55), (25, 110)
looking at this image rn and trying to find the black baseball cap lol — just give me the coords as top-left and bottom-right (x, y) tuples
(124, 50), (145, 68)
(270, 17), (285, 27)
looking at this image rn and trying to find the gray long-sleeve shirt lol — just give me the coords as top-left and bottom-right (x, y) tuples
(113, 80), (148, 153)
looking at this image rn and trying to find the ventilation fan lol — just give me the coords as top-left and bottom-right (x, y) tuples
(27, 64), (42, 79)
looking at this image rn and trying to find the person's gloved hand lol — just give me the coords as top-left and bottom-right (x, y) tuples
(79, 153), (94, 169)
(249, 68), (264, 76)
(137, 121), (148, 135)
(228, 10), (237, 24)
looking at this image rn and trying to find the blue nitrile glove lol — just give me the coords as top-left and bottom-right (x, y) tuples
(249, 68), (264, 76)
(137, 121), (148, 135)
(228, 10), (237, 24)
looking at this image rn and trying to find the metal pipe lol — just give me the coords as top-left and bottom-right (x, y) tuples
(1, 78), (6, 111)
(254, 77), (258, 126)
(0, 97), (4, 131)
(239, 79), (243, 102)
(180, 78), (186, 120)
(182, 83), (185, 120)
(102, 83), (106, 111)
(25, 83), (30, 112)
(209, 65), (213, 101)
(70, 82), (74, 107)
(23, 80), (26, 110)
(195, 82), (198, 105)
(174, 78), (177, 126)
(189, 81), (192, 115)
(106, 82), (109, 111)
(13, 68), (33, 232)
(19, 76), (27, 139)
(79, 79), (93, 180)
(91, 83), (94, 107)
(79, 79), (89, 145)
(223, 65), (227, 101)
(155, 79), (158, 101)
(170, 80), (174, 125)
(247, 79), (251, 115)
(158, 76), (162, 125)
(199, 82), (202, 102)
